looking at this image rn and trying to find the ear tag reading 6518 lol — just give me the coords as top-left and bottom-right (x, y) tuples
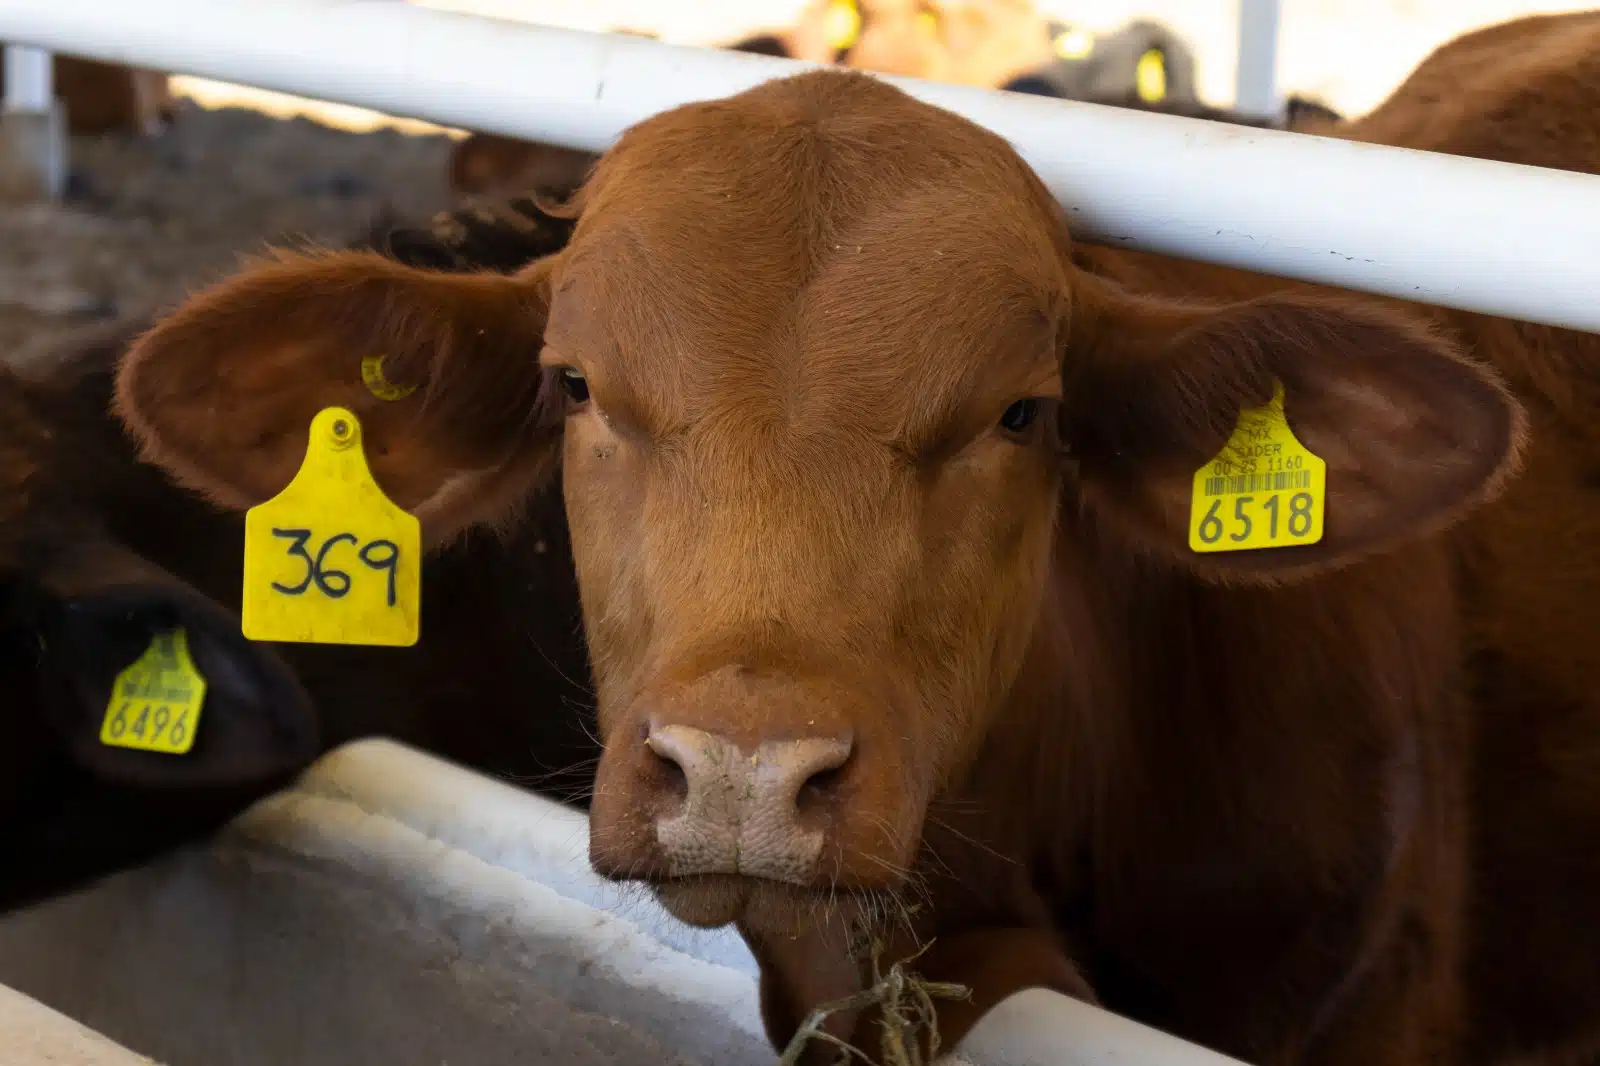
(1189, 383), (1327, 554)
(100, 629), (207, 755)
(241, 407), (420, 646)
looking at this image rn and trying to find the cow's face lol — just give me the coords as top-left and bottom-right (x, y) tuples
(113, 70), (1523, 939)
(545, 83), (1073, 928)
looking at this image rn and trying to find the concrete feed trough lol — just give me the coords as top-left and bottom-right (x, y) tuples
(0, 738), (1243, 1066)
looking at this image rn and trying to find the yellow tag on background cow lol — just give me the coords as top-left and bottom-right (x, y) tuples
(241, 407), (420, 647)
(1189, 383), (1326, 554)
(1053, 27), (1095, 61)
(823, 0), (862, 50)
(1135, 47), (1168, 103)
(100, 629), (207, 755)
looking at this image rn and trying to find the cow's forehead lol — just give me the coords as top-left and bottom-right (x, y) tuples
(540, 73), (1071, 435)
(547, 186), (1063, 441)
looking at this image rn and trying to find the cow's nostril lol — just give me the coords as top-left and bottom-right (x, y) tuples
(797, 762), (845, 813)
(643, 731), (689, 800)
(790, 735), (854, 813)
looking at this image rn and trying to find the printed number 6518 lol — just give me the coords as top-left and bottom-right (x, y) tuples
(1196, 491), (1315, 544)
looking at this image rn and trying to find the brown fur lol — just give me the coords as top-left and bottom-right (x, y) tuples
(109, 14), (1600, 1066)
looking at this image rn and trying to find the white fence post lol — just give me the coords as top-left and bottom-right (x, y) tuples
(0, 42), (65, 202)
(3, 43), (51, 110)
(1234, 0), (1281, 118)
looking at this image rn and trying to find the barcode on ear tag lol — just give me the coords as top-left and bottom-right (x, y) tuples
(100, 629), (207, 755)
(1189, 383), (1327, 553)
(241, 407), (421, 646)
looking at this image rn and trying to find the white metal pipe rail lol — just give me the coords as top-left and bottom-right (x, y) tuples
(1, 0), (1599, 336)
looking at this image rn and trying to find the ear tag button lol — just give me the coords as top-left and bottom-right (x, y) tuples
(100, 629), (207, 755)
(1189, 382), (1327, 553)
(361, 355), (417, 401)
(242, 407), (420, 646)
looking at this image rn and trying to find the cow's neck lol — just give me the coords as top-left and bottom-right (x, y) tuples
(933, 475), (1467, 937)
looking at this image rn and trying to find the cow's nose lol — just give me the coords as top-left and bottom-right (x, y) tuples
(643, 722), (853, 883)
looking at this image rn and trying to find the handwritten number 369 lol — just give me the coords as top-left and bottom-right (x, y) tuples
(270, 528), (401, 606)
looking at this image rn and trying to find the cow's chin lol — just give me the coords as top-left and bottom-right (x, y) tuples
(648, 874), (901, 936)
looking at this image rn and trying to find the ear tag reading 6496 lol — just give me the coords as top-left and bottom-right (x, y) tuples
(241, 407), (420, 646)
(1189, 383), (1327, 554)
(100, 629), (207, 755)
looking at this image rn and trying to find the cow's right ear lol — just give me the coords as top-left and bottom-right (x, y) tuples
(114, 250), (562, 545)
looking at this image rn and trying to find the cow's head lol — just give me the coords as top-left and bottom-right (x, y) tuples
(114, 70), (1522, 936)
(0, 378), (320, 910)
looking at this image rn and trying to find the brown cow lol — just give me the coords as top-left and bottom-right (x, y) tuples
(0, 54), (174, 135)
(106, 12), (1600, 1066)
(0, 197), (596, 914)
(0, 363), (319, 913)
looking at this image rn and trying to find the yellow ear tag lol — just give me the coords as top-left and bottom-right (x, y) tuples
(1136, 47), (1168, 103)
(823, 0), (862, 50)
(241, 407), (420, 647)
(360, 355), (417, 402)
(914, 10), (938, 37)
(1053, 28), (1095, 61)
(100, 629), (206, 755)
(1189, 383), (1326, 553)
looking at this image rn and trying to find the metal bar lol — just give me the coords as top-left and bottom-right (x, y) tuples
(1234, 0), (1281, 117)
(2, 43), (51, 112)
(0, 0), (1598, 333)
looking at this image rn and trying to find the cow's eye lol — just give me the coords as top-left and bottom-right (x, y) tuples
(999, 398), (1040, 433)
(559, 368), (590, 404)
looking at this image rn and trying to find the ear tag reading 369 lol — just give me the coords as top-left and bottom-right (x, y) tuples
(1189, 383), (1327, 553)
(241, 407), (420, 646)
(100, 629), (207, 755)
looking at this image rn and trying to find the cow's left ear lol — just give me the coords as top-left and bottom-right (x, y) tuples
(13, 530), (320, 788)
(115, 250), (562, 547)
(1060, 277), (1526, 582)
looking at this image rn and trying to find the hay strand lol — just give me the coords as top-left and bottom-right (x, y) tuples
(775, 939), (970, 1066)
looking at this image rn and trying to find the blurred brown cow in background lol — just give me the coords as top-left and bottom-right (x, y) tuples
(446, 1), (1338, 201)
(0, 53), (174, 136)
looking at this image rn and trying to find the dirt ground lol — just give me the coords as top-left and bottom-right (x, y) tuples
(0, 0), (1591, 373)
(0, 98), (457, 371)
